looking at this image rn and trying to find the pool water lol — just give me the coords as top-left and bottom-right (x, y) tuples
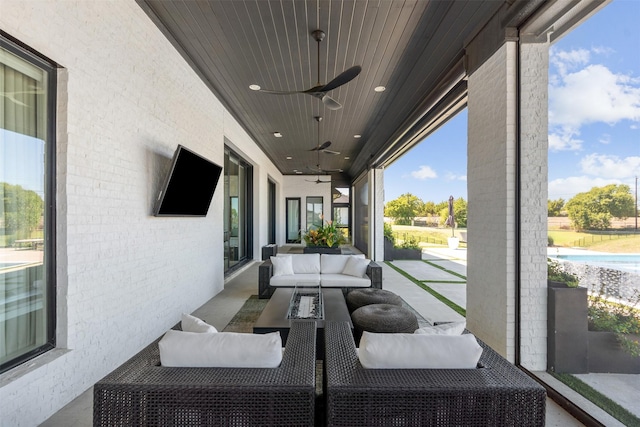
(549, 254), (640, 274)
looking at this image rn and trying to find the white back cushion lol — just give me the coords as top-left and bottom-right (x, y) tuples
(289, 253), (321, 274)
(358, 332), (482, 369)
(342, 256), (370, 277)
(181, 313), (218, 333)
(320, 254), (365, 274)
(271, 255), (294, 276)
(159, 330), (283, 368)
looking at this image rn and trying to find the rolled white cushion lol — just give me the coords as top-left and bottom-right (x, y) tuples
(414, 321), (466, 335)
(159, 330), (282, 368)
(181, 313), (218, 333)
(271, 255), (294, 276)
(342, 256), (370, 277)
(358, 332), (482, 369)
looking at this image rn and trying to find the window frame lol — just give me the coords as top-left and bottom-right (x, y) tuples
(0, 33), (57, 374)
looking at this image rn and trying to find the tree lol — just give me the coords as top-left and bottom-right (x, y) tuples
(565, 184), (635, 231)
(384, 193), (424, 225)
(1, 182), (44, 237)
(420, 201), (437, 216)
(548, 198), (565, 216)
(439, 197), (468, 228)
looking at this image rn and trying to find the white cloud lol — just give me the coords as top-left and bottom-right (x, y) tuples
(548, 126), (583, 151)
(580, 153), (640, 178)
(549, 47), (640, 153)
(598, 134), (612, 145)
(548, 175), (624, 200)
(410, 165), (437, 180)
(549, 47), (590, 76)
(444, 172), (467, 181)
(549, 64), (640, 129)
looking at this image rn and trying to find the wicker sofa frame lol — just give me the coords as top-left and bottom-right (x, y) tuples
(324, 321), (546, 427)
(258, 258), (382, 299)
(94, 321), (317, 427)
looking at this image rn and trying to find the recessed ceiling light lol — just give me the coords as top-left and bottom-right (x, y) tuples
(295, 170), (302, 174)
(374, 86), (386, 92)
(249, 84), (261, 91)
(273, 132), (283, 137)
(354, 134), (361, 138)
(344, 156), (350, 160)
(286, 156), (292, 160)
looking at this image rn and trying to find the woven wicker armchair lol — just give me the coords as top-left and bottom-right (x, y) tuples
(94, 321), (316, 426)
(324, 321), (546, 427)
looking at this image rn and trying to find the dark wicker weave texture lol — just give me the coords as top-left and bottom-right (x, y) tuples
(324, 321), (546, 427)
(346, 288), (403, 313)
(94, 321), (316, 426)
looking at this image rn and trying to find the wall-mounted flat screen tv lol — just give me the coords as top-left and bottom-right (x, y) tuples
(154, 145), (222, 217)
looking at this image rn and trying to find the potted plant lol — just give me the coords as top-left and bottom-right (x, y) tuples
(547, 258), (588, 373)
(383, 223), (395, 261)
(302, 217), (347, 254)
(391, 235), (422, 260)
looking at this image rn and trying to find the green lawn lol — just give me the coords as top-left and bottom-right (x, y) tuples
(548, 230), (640, 253)
(389, 224), (639, 253)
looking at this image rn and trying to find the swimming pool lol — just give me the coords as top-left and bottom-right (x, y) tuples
(548, 254), (640, 274)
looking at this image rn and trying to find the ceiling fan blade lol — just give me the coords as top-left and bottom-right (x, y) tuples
(322, 149), (341, 155)
(257, 88), (304, 95)
(320, 65), (362, 92)
(322, 95), (342, 110)
(309, 141), (331, 151)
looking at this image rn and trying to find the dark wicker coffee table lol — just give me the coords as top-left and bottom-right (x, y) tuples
(253, 288), (352, 358)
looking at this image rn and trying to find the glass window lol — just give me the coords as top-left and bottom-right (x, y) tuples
(306, 196), (323, 230)
(1, 37), (56, 373)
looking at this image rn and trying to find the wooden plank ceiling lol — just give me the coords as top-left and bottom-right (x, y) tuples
(137, 0), (534, 184)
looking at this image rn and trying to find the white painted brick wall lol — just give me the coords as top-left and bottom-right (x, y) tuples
(0, 1), (281, 425)
(467, 43), (516, 360)
(519, 41), (550, 370)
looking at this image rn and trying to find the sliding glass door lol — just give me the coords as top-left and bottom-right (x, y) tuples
(223, 147), (252, 273)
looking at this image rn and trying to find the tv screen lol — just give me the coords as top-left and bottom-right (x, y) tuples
(154, 145), (222, 217)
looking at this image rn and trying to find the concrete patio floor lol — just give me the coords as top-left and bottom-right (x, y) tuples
(38, 246), (638, 426)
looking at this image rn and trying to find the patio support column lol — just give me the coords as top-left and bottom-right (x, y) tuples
(466, 36), (519, 362)
(369, 168), (385, 262)
(466, 26), (549, 370)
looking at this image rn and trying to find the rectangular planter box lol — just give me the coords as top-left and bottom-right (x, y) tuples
(303, 246), (341, 255)
(390, 248), (422, 260)
(588, 331), (640, 374)
(547, 282), (588, 373)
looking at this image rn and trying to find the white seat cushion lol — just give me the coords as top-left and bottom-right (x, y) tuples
(270, 273), (321, 287)
(159, 330), (282, 368)
(320, 273), (371, 288)
(358, 332), (482, 369)
(320, 254), (365, 274)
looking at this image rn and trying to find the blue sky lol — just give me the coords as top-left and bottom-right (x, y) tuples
(384, 0), (640, 206)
